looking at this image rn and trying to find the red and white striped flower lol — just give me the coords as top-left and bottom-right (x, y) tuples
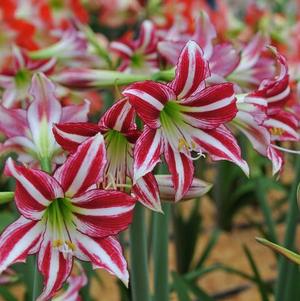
(0, 46), (56, 108)
(0, 73), (89, 165)
(53, 98), (162, 211)
(123, 40), (249, 201)
(110, 20), (159, 73)
(0, 134), (135, 301)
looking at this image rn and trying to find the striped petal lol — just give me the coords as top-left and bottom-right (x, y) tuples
(53, 122), (100, 152)
(99, 98), (136, 132)
(264, 110), (299, 141)
(169, 40), (209, 99)
(193, 125), (249, 176)
(164, 143), (194, 201)
(254, 49), (290, 108)
(180, 83), (237, 129)
(27, 73), (62, 157)
(110, 41), (134, 59)
(133, 127), (163, 181)
(0, 106), (28, 138)
(54, 133), (106, 198)
(73, 233), (129, 286)
(61, 100), (90, 123)
(267, 146), (283, 175)
(136, 20), (157, 52)
(71, 189), (135, 238)
(194, 12), (216, 60)
(209, 43), (240, 77)
(155, 175), (212, 202)
(132, 173), (161, 212)
(5, 158), (64, 220)
(37, 228), (73, 301)
(123, 81), (175, 129)
(0, 217), (44, 274)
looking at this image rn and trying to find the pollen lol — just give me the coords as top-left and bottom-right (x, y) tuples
(178, 138), (190, 151)
(66, 241), (76, 251)
(269, 127), (284, 136)
(53, 239), (63, 248)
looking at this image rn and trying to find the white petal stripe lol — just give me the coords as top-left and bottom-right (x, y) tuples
(124, 89), (165, 111)
(72, 204), (135, 216)
(6, 158), (50, 206)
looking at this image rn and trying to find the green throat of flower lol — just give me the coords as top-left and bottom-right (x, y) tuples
(104, 130), (131, 188)
(45, 197), (76, 252)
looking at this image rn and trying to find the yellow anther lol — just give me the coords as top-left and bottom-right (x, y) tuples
(66, 241), (76, 251)
(53, 239), (63, 248)
(178, 138), (189, 151)
(269, 127), (284, 136)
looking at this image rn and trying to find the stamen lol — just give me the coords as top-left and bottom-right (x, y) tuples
(272, 144), (300, 155)
(269, 127), (284, 136)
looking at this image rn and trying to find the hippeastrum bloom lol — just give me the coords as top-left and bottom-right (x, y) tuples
(0, 46), (56, 108)
(53, 98), (162, 211)
(0, 72), (89, 165)
(232, 49), (298, 174)
(123, 40), (249, 201)
(110, 20), (159, 73)
(0, 134), (135, 301)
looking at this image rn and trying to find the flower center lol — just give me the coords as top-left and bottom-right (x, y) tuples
(104, 130), (132, 189)
(160, 101), (201, 158)
(45, 198), (76, 253)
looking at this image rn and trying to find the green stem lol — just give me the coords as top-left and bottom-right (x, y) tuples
(130, 204), (150, 301)
(255, 178), (278, 243)
(275, 157), (300, 301)
(0, 192), (14, 204)
(40, 157), (52, 173)
(153, 203), (170, 301)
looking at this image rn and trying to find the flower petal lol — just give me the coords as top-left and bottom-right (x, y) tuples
(110, 41), (134, 59)
(0, 106), (28, 138)
(61, 100), (90, 123)
(264, 110), (299, 141)
(193, 125), (249, 176)
(123, 81), (175, 129)
(133, 127), (163, 181)
(209, 43), (240, 77)
(71, 189), (135, 237)
(164, 143), (194, 201)
(5, 158), (64, 220)
(0, 217), (44, 274)
(267, 146), (283, 175)
(180, 83), (237, 129)
(135, 20), (157, 52)
(169, 40), (209, 99)
(53, 122), (100, 153)
(54, 133), (106, 197)
(73, 233), (129, 286)
(99, 98), (136, 132)
(27, 73), (62, 157)
(37, 228), (73, 301)
(155, 175), (212, 202)
(132, 173), (162, 212)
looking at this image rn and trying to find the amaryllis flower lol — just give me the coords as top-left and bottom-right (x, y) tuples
(110, 20), (159, 73)
(228, 33), (276, 90)
(123, 40), (249, 201)
(53, 98), (162, 211)
(0, 134), (135, 301)
(0, 72), (89, 164)
(232, 50), (298, 174)
(155, 175), (212, 202)
(0, 46), (56, 108)
(158, 12), (240, 81)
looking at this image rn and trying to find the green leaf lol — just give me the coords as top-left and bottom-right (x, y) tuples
(172, 272), (192, 301)
(243, 245), (270, 301)
(195, 229), (220, 269)
(256, 237), (300, 264)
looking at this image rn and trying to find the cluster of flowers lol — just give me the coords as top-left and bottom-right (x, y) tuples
(0, 1), (299, 300)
